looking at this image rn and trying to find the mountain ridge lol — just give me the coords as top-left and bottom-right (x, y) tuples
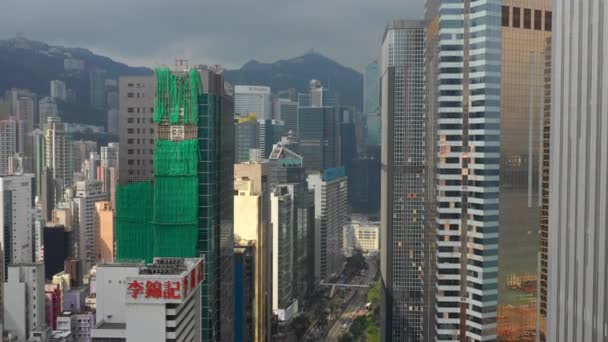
(225, 51), (363, 109)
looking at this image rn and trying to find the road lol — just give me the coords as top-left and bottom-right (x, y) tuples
(325, 255), (378, 341)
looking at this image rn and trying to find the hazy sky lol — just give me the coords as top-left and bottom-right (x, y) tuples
(0, 0), (424, 72)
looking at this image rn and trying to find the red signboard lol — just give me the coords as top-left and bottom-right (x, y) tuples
(125, 258), (204, 304)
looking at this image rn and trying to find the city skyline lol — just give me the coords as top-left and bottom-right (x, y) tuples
(0, 1), (605, 341)
(0, 0), (425, 71)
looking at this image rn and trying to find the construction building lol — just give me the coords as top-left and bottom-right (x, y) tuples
(115, 67), (235, 341)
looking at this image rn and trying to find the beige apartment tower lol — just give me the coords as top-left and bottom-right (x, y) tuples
(95, 201), (114, 263)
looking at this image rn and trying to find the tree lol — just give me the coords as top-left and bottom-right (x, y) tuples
(291, 314), (311, 340)
(339, 332), (355, 342)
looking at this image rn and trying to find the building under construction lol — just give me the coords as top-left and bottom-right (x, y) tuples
(115, 66), (235, 342)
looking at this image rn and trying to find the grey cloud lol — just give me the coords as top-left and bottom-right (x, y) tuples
(0, 0), (424, 71)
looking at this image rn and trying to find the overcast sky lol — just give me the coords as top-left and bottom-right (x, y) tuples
(0, 0), (424, 72)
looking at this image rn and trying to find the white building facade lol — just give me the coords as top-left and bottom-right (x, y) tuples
(432, 0), (502, 340)
(548, 1), (608, 341)
(74, 180), (106, 276)
(235, 86), (273, 120)
(307, 167), (347, 284)
(91, 258), (204, 342)
(4, 263), (46, 341)
(0, 174), (34, 266)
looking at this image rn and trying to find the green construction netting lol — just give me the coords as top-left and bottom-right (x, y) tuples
(152, 139), (199, 257)
(115, 181), (154, 263)
(154, 67), (203, 125)
(153, 139), (199, 176)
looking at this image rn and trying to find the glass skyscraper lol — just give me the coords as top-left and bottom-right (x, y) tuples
(380, 20), (427, 341)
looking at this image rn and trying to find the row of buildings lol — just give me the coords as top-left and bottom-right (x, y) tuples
(380, 0), (607, 341)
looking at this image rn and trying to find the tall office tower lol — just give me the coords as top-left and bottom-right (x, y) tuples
(380, 20), (428, 341)
(547, 1), (607, 340)
(234, 244), (255, 342)
(116, 68), (235, 341)
(424, 6), (441, 342)
(274, 98), (298, 134)
(495, 1), (552, 340)
(3, 263), (45, 341)
(44, 116), (74, 204)
(365, 60), (381, 147)
(35, 128), (54, 221)
(73, 180), (105, 275)
(50, 80), (67, 101)
(234, 85), (273, 119)
(258, 119), (285, 159)
(73, 140), (98, 175)
(0, 174), (34, 269)
(98, 143), (119, 206)
(38, 97), (58, 128)
(107, 109), (119, 135)
(297, 102), (339, 173)
(95, 201), (114, 263)
(268, 143), (315, 298)
(118, 76), (155, 185)
(538, 36), (551, 341)
(0, 118), (24, 176)
(304, 79), (337, 107)
(233, 167), (272, 342)
(235, 114), (260, 162)
(307, 167), (347, 283)
(90, 69), (107, 110)
(364, 60), (380, 115)
(270, 184), (299, 322)
(425, 0), (503, 339)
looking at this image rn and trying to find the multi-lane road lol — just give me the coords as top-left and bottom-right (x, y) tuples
(325, 255), (378, 341)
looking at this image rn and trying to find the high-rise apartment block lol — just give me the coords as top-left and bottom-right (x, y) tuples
(38, 97), (58, 129)
(118, 76), (155, 185)
(44, 116), (74, 204)
(547, 1), (607, 341)
(74, 180), (106, 276)
(234, 85), (273, 120)
(73, 140), (97, 176)
(0, 174), (34, 269)
(0, 118), (25, 176)
(3, 263), (46, 342)
(95, 201), (114, 263)
(50, 80), (67, 101)
(307, 167), (347, 283)
(380, 20), (428, 341)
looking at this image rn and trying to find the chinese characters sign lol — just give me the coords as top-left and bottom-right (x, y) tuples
(125, 259), (204, 304)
